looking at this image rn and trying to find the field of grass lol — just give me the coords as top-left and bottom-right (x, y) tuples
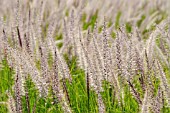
(0, 0), (170, 113)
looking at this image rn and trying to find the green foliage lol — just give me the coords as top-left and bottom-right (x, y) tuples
(0, 59), (14, 102)
(164, 67), (170, 84)
(111, 31), (116, 39)
(132, 75), (144, 98)
(36, 60), (41, 70)
(81, 13), (87, 23)
(125, 22), (132, 33)
(0, 104), (8, 113)
(64, 55), (98, 112)
(21, 75), (63, 113)
(55, 33), (63, 49)
(0, 59), (14, 113)
(98, 26), (103, 33)
(55, 34), (63, 40)
(65, 9), (69, 17)
(57, 42), (63, 49)
(101, 81), (139, 113)
(1, 1), (170, 113)
(108, 20), (113, 28)
(0, 50), (170, 113)
(21, 75), (39, 113)
(115, 11), (122, 29)
(83, 11), (98, 31)
(137, 15), (146, 28)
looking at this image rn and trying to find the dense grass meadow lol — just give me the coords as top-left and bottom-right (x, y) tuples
(0, 0), (170, 113)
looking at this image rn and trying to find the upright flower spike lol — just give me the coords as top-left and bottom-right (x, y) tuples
(102, 18), (111, 81)
(134, 48), (145, 91)
(85, 28), (91, 49)
(109, 44), (122, 102)
(2, 29), (8, 58)
(70, 9), (77, 56)
(141, 90), (149, 113)
(52, 49), (61, 102)
(150, 87), (163, 113)
(78, 29), (97, 90)
(29, 20), (37, 59)
(15, 0), (20, 27)
(92, 22), (104, 79)
(37, 1), (44, 40)
(14, 68), (23, 113)
(8, 45), (48, 96)
(24, 33), (32, 56)
(39, 44), (49, 83)
(56, 49), (71, 105)
(17, 26), (22, 49)
(25, 8), (34, 58)
(58, 50), (72, 82)
(46, 21), (72, 82)
(116, 31), (122, 76)
(46, 20), (57, 59)
(144, 49), (155, 95)
(127, 39), (132, 80)
(52, 49), (72, 113)
(116, 30), (126, 105)
(86, 69), (90, 111)
(90, 46), (103, 91)
(85, 29), (93, 71)
(61, 19), (71, 53)
(98, 93), (105, 113)
(157, 60), (170, 106)
(63, 18), (69, 44)
(79, 26), (84, 68)
(14, 0), (23, 50)
(7, 92), (16, 113)
(128, 80), (142, 105)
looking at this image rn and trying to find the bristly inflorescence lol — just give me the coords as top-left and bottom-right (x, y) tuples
(0, 0), (170, 113)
